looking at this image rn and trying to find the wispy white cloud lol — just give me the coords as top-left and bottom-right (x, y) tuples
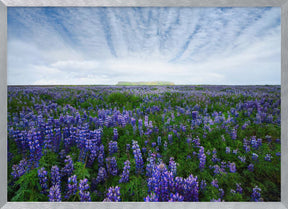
(7, 7), (280, 85)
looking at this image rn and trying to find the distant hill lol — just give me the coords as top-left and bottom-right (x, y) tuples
(116, 81), (175, 86)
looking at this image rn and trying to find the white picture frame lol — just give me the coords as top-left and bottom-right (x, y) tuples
(0, 0), (287, 209)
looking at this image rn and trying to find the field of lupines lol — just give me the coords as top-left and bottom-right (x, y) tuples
(7, 85), (281, 202)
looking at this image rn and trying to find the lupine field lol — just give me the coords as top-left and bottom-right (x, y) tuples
(7, 85), (281, 202)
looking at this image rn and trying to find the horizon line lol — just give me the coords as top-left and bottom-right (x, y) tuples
(7, 84), (281, 87)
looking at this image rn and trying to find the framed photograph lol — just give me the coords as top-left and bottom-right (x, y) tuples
(1, 0), (288, 208)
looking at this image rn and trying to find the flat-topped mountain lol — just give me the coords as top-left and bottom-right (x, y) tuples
(116, 81), (175, 86)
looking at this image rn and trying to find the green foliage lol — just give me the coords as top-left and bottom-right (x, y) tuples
(39, 150), (59, 170)
(12, 169), (46, 201)
(106, 92), (142, 109)
(74, 161), (90, 180)
(123, 176), (148, 201)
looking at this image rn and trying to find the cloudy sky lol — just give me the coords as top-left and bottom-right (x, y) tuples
(8, 7), (281, 85)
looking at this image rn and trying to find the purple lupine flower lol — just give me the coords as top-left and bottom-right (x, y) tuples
(148, 121), (153, 129)
(211, 179), (219, 188)
(164, 141), (168, 150)
(168, 193), (184, 202)
(250, 136), (257, 149)
(138, 118), (143, 129)
(106, 186), (121, 202)
(175, 177), (184, 193)
(219, 188), (224, 199)
(226, 147), (230, 154)
(200, 180), (207, 191)
(144, 116), (149, 127)
(65, 175), (77, 199)
(132, 140), (144, 174)
(213, 165), (221, 175)
(220, 161), (227, 173)
(64, 137), (73, 153)
(251, 136), (262, 150)
(192, 111), (198, 119)
(151, 142), (156, 148)
(98, 144), (105, 167)
(27, 131), (42, 166)
(252, 153), (258, 161)
(146, 153), (156, 177)
(103, 197), (112, 202)
(11, 159), (28, 179)
(183, 174), (199, 201)
(229, 162), (236, 173)
(264, 154), (272, 161)
(147, 163), (174, 201)
(168, 134), (173, 144)
(144, 193), (159, 202)
(157, 136), (162, 146)
(113, 128), (118, 141)
(87, 143), (98, 167)
(210, 198), (222, 202)
(266, 114), (273, 123)
(79, 178), (91, 201)
(180, 124), (186, 132)
(62, 155), (74, 177)
(53, 128), (61, 153)
(242, 123), (248, 130)
(59, 149), (66, 160)
(169, 157), (177, 176)
(248, 163), (254, 172)
(199, 146), (206, 170)
(38, 167), (48, 193)
(243, 144), (250, 153)
(236, 183), (243, 194)
(230, 128), (237, 140)
(106, 157), (118, 176)
(131, 117), (136, 127)
(96, 167), (107, 184)
(154, 126), (159, 135)
(238, 156), (246, 163)
(192, 136), (201, 147)
(257, 138), (262, 147)
(243, 137), (249, 146)
(119, 160), (131, 183)
(95, 128), (102, 144)
(211, 153), (220, 163)
(251, 186), (262, 202)
(51, 165), (61, 186)
(108, 141), (118, 156)
(48, 185), (61, 202)
(126, 144), (131, 152)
